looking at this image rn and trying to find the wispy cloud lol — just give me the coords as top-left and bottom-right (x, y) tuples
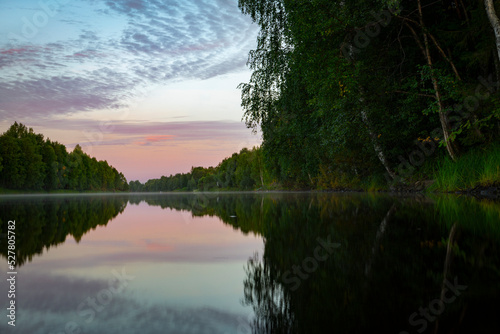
(36, 119), (257, 147)
(135, 134), (175, 146)
(0, 0), (257, 119)
(0, 0), (260, 180)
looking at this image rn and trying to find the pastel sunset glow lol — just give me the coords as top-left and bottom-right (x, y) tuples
(0, 0), (261, 182)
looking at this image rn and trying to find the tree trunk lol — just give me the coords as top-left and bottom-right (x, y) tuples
(365, 204), (396, 277)
(346, 41), (398, 180)
(360, 109), (397, 180)
(485, 0), (500, 63)
(418, 0), (458, 161)
(494, 48), (500, 85)
(257, 152), (265, 187)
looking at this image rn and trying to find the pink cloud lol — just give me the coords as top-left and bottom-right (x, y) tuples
(134, 134), (175, 146)
(0, 46), (43, 55)
(0, 48), (28, 55)
(145, 135), (175, 142)
(64, 51), (104, 58)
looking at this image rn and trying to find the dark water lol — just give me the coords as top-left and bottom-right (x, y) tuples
(0, 192), (499, 333)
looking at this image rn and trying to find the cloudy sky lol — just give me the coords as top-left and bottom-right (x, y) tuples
(0, 0), (261, 182)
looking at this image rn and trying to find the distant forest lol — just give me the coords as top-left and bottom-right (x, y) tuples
(129, 147), (269, 192)
(0, 123), (128, 191)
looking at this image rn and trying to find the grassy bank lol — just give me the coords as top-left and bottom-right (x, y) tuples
(287, 144), (499, 194)
(429, 144), (500, 193)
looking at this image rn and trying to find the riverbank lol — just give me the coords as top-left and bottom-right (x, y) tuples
(310, 143), (500, 199)
(385, 143), (500, 199)
(1, 186), (498, 201)
(429, 143), (499, 190)
(2, 144), (498, 199)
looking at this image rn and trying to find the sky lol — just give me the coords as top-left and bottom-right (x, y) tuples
(0, 0), (262, 182)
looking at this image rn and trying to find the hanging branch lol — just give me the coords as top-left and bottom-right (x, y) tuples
(400, 17), (461, 81)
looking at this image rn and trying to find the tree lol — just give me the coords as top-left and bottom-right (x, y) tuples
(42, 142), (58, 190)
(0, 135), (24, 188)
(485, 0), (500, 63)
(0, 123), (128, 192)
(238, 0), (291, 131)
(237, 0), (500, 187)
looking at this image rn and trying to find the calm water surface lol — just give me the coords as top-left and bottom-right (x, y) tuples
(0, 192), (499, 333)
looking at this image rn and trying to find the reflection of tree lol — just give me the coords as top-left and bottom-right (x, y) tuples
(237, 195), (398, 333)
(243, 253), (296, 334)
(0, 195), (128, 266)
(13, 192), (494, 332)
(232, 194), (500, 333)
(127, 193), (500, 332)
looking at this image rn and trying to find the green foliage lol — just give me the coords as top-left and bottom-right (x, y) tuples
(237, 0), (500, 188)
(0, 122), (128, 192)
(132, 147), (270, 192)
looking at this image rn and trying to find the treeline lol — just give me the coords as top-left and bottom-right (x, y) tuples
(0, 122), (128, 191)
(236, 0), (500, 188)
(129, 147), (269, 192)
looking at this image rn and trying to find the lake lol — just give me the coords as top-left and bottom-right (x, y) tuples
(0, 192), (499, 333)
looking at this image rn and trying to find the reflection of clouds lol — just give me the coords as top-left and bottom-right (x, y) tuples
(77, 239), (135, 247)
(25, 243), (258, 271)
(143, 238), (174, 251)
(0, 273), (250, 334)
(16, 273), (111, 312)
(0, 0), (258, 118)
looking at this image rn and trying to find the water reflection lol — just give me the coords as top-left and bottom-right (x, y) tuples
(233, 194), (500, 334)
(0, 194), (128, 266)
(0, 193), (498, 334)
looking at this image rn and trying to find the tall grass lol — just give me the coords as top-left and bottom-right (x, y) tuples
(431, 143), (500, 192)
(361, 174), (389, 192)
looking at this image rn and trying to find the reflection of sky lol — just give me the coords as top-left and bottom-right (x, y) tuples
(0, 201), (263, 333)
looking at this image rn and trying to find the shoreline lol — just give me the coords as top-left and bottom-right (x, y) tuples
(1, 185), (498, 200)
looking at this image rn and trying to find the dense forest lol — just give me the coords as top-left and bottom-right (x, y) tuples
(132, 0), (499, 193)
(0, 123), (128, 192)
(235, 0), (500, 189)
